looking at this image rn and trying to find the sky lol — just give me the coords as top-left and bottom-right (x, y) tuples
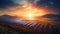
(0, 0), (60, 18)
(0, 0), (59, 14)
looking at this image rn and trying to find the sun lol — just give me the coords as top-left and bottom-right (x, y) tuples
(26, 12), (36, 20)
(28, 13), (33, 18)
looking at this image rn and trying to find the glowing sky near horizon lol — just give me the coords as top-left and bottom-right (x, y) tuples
(0, 0), (60, 16)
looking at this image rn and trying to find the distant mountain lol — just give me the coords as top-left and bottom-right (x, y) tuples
(42, 14), (60, 22)
(42, 14), (60, 18)
(0, 14), (28, 25)
(0, 15), (16, 18)
(0, 15), (19, 23)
